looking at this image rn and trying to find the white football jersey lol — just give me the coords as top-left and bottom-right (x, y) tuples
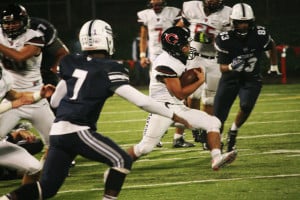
(149, 51), (185, 104)
(137, 6), (181, 60)
(0, 28), (44, 92)
(0, 66), (13, 100)
(182, 1), (232, 56)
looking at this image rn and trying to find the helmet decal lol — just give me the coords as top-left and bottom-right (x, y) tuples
(165, 33), (179, 45)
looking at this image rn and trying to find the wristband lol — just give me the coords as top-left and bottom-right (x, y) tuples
(228, 63), (232, 71)
(270, 65), (278, 71)
(33, 91), (42, 102)
(0, 101), (13, 113)
(139, 52), (146, 58)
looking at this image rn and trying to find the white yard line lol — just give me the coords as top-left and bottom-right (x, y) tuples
(57, 173), (300, 194)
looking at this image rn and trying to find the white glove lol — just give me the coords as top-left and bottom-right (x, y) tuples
(268, 65), (282, 75)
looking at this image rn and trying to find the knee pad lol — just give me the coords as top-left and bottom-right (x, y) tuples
(206, 116), (221, 133)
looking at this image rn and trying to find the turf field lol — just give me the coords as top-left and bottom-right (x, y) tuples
(1, 83), (299, 200)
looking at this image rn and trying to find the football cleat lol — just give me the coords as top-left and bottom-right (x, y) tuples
(173, 137), (195, 148)
(193, 129), (210, 150)
(211, 150), (237, 171)
(192, 129), (201, 142)
(156, 141), (163, 148)
(227, 129), (238, 152)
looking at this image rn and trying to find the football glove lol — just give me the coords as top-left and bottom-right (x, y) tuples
(194, 32), (213, 44)
(229, 57), (245, 72)
(267, 65), (282, 75)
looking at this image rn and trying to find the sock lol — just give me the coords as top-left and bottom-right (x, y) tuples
(211, 149), (221, 160)
(174, 133), (184, 139)
(0, 195), (10, 200)
(103, 194), (117, 200)
(230, 123), (238, 131)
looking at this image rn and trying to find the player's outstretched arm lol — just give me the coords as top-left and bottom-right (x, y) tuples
(114, 85), (191, 129)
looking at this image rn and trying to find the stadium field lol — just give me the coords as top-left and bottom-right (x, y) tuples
(0, 83), (299, 200)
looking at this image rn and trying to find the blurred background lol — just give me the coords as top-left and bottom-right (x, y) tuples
(0, 0), (299, 82)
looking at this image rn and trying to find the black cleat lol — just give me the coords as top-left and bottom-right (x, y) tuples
(156, 141), (163, 148)
(173, 137), (195, 148)
(193, 129), (210, 150)
(192, 130), (201, 142)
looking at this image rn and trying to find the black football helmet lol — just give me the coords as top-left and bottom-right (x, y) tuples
(1, 4), (29, 39)
(204, 0), (224, 13)
(161, 26), (191, 62)
(148, 0), (167, 13)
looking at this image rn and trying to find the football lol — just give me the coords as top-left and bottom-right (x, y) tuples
(180, 68), (202, 87)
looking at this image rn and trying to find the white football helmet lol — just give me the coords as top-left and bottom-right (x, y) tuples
(230, 3), (255, 37)
(230, 3), (254, 21)
(79, 19), (114, 55)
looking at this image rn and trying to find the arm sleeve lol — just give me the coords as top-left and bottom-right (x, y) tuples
(114, 85), (174, 119)
(50, 80), (67, 108)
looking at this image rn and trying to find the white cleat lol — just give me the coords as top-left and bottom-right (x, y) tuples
(212, 150), (237, 171)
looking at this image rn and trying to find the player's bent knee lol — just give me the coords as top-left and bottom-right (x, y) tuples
(206, 116), (221, 133)
(134, 141), (156, 157)
(241, 103), (253, 114)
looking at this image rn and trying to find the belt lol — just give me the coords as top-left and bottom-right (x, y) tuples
(200, 54), (216, 59)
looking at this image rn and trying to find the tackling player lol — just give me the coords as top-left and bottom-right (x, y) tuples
(214, 3), (278, 152)
(0, 19), (190, 200)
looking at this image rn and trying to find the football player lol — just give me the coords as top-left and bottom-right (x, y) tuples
(138, 0), (194, 147)
(0, 3), (56, 169)
(127, 26), (237, 171)
(176, 0), (232, 150)
(0, 64), (54, 184)
(30, 17), (69, 86)
(214, 3), (278, 152)
(0, 19), (190, 200)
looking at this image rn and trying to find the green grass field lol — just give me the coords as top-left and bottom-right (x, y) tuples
(1, 83), (300, 199)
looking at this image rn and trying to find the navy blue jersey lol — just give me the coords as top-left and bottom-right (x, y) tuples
(54, 54), (130, 130)
(215, 26), (273, 78)
(30, 17), (57, 46)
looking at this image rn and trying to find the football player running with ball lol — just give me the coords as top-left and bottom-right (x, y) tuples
(214, 3), (278, 152)
(176, 0), (232, 150)
(0, 19), (190, 200)
(127, 26), (237, 171)
(138, 0), (194, 147)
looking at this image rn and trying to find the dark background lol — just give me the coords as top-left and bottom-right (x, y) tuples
(0, 0), (299, 78)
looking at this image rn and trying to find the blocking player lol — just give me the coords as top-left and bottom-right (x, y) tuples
(0, 4), (55, 158)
